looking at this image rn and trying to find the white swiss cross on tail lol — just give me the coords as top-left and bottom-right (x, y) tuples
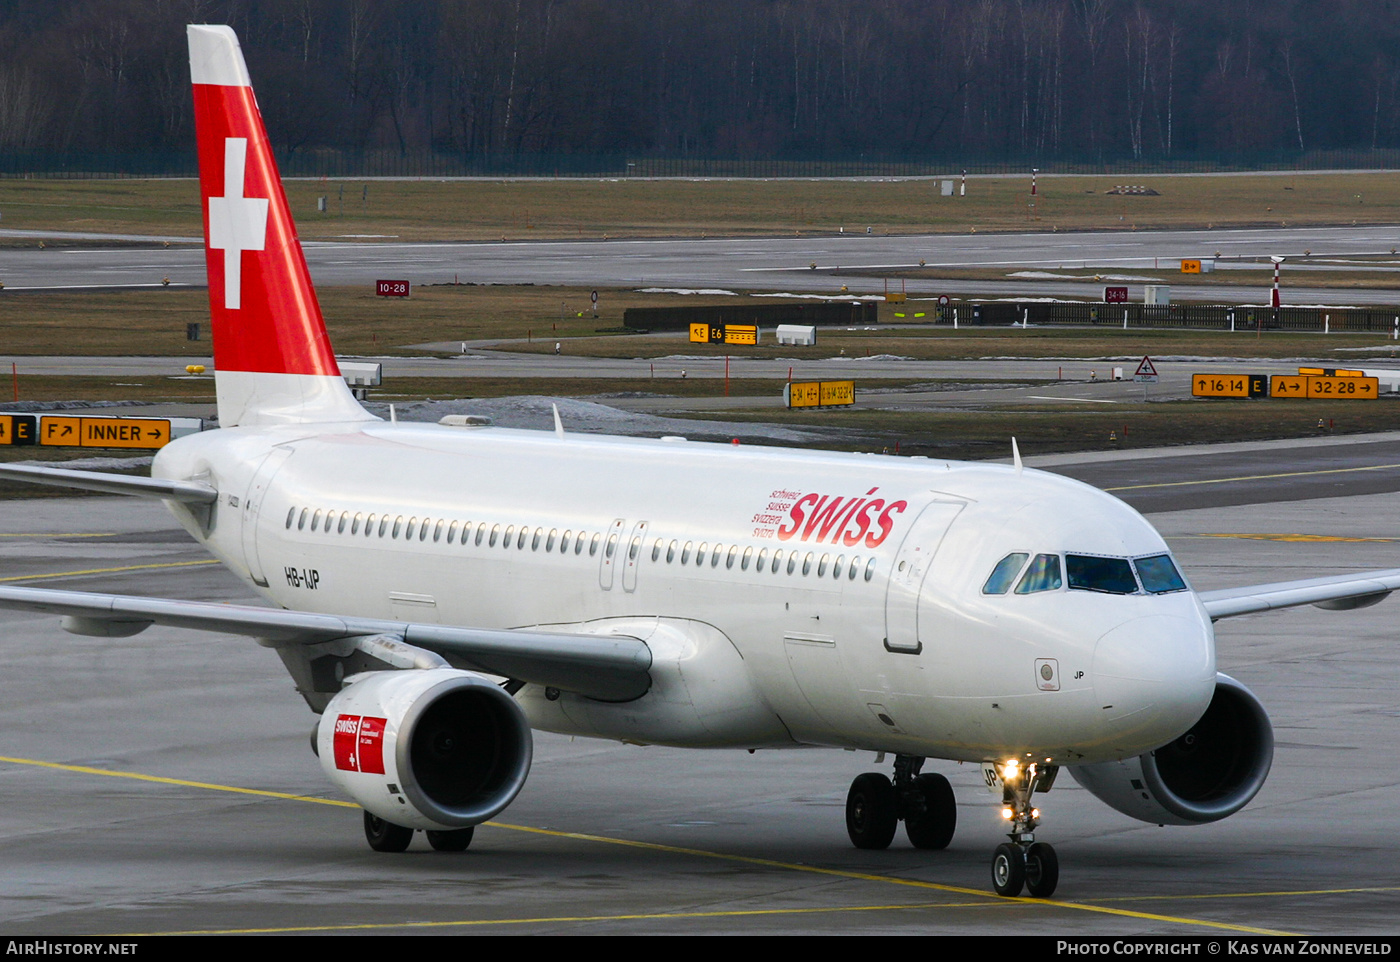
(207, 137), (268, 310)
(188, 23), (369, 427)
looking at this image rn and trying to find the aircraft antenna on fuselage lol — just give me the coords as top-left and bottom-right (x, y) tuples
(552, 403), (565, 439)
(1012, 437), (1023, 475)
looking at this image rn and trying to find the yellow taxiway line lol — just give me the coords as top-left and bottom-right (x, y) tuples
(0, 753), (1298, 936)
(0, 559), (220, 583)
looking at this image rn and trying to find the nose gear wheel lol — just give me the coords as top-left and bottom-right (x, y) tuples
(989, 761), (1060, 898)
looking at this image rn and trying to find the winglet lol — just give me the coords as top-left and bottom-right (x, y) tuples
(188, 25), (370, 428)
(1012, 437), (1023, 475)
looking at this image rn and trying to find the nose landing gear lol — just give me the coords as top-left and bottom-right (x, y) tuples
(990, 760), (1059, 898)
(845, 755), (958, 852)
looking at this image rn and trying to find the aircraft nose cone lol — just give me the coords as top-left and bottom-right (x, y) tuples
(1093, 615), (1215, 748)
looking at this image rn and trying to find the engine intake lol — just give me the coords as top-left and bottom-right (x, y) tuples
(1069, 673), (1273, 826)
(317, 668), (532, 830)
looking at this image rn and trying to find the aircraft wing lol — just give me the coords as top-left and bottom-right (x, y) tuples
(0, 464), (217, 503)
(0, 585), (652, 701)
(1199, 568), (1400, 620)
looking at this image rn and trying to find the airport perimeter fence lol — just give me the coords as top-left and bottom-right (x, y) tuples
(6, 147), (1400, 180)
(957, 302), (1400, 334)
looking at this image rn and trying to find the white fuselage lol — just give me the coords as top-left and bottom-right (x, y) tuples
(154, 420), (1217, 767)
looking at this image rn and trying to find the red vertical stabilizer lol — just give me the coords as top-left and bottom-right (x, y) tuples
(188, 25), (369, 426)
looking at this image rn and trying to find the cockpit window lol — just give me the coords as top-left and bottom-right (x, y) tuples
(1015, 553), (1062, 594)
(983, 552), (1029, 594)
(1066, 554), (1138, 595)
(1135, 554), (1187, 593)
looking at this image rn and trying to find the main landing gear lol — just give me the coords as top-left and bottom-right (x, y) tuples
(363, 811), (475, 853)
(989, 759), (1058, 898)
(845, 755), (957, 852)
(844, 755), (1060, 899)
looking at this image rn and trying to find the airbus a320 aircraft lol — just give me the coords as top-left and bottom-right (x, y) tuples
(3, 25), (1399, 899)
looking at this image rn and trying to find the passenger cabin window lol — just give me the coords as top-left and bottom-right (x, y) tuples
(1135, 554), (1187, 594)
(589, 533), (600, 556)
(353, 513), (363, 535)
(741, 546), (753, 570)
(1066, 554), (1138, 595)
(447, 520), (458, 544)
(983, 552), (1030, 595)
(286, 507), (296, 529)
(1015, 554), (1062, 594)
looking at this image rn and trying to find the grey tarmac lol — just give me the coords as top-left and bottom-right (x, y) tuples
(6, 224), (1400, 304)
(0, 434), (1398, 935)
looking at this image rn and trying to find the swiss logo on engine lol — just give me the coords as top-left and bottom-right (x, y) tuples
(332, 714), (387, 774)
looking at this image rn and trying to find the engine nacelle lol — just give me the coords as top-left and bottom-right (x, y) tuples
(317, 668), (532, 831)
(1068, 673), (1273, 826)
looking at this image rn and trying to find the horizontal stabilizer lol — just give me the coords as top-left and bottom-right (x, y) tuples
(0, 585), (652, 702)
(0, 463), (217, 503)
(1200, 568), (1400, 620)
